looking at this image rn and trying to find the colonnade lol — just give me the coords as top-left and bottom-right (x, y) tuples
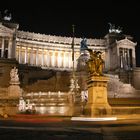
(16, 46), (78, 69)
(119, 48), (134, 69)
(0, 37), (12, 58)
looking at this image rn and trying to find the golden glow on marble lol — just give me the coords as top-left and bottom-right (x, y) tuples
(49, 106), (56, 114)
(58, 107), (67, 114)
(38, 107), (46, 114)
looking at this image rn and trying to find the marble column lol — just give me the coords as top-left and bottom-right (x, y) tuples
(122, 48), (125, 68)
(33, 49), (36, 65)
(36, 49), (38, 66)
(54, 51), (57, 67)
(132, 48), (136, 67)
(60, 52), (63, 68)
(30, 48), (33, 65)
(46, 50), (50, 67)
(46, 51), (50, 67)
(24, 47), (28, 64)
(42, 48), (44, 66)
(55, 52), (58, 67)
(18, 47), (22, 63)
(127, 49), (130, 68)
(126, 49), (129, 67)
(57, 51), (60, 67)
(43, 50), (47, 66)
(120, 48), (123, 68)
(51, 51), (55, 67)
(117, 47), (120, 69)
(125, 49), (128, 64)
(63, 52), (66, 68)
(8, 38), (12, 58)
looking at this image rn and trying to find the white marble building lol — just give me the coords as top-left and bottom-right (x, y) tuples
(0, 21), (136, 72)
(0, 20), (139, 92)
(0, 20), (140, 115)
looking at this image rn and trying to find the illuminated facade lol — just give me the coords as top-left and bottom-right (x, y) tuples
(0, 22), (136, 69)
(0, 21), (137, 89)
(0, 21), (140, 116)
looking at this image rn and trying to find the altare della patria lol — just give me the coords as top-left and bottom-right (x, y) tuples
(0, 12), (140, 118)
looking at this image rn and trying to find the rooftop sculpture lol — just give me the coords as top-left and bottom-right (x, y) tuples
(108, 22), (122, 34)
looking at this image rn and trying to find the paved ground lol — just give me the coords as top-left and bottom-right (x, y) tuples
(0, 114), (140, 140)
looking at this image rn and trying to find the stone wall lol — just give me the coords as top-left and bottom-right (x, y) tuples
(133, 67), (140, 90)
(0, 59), (18, 87)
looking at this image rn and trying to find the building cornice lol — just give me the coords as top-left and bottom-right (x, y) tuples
(116, 37), (137, 46)
(17, 30), (106, 47)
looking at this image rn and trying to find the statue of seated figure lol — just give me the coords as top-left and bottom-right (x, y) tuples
(10, 67), (19, 82)
(86, 49), (104, 76)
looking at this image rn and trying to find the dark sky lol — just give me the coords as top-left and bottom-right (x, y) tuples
(0, 0), (140, 65)
(0, 1), (139, 38)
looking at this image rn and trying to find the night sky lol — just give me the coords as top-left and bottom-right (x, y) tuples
(0, 0), (140, 65)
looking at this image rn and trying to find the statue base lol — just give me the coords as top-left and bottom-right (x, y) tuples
(8, 84), (21, 98)
(0, 99), (19, 116)
(84, 75), (111, 116)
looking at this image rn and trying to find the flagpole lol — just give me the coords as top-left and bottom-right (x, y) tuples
(72, 24), (75, 79)
(70, 25), (80, 103)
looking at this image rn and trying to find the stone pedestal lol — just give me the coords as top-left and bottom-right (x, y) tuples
(84, 75), (111, 116)
(8, 67), (21, 98)
(0, 100), (19, 116)
(8, 84), (21, 98)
